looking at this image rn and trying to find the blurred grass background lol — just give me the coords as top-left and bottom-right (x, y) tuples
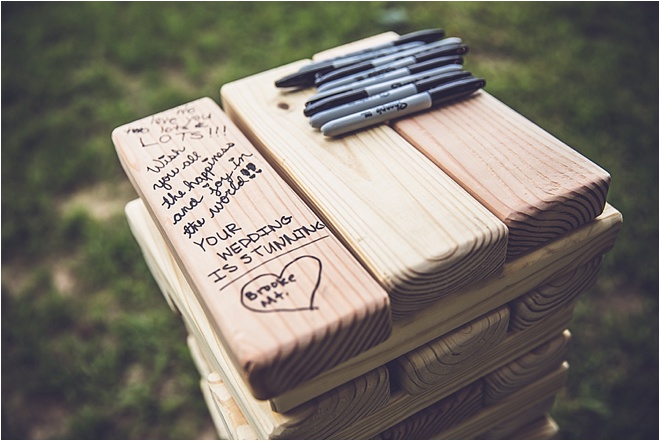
(2, 2), (657, 439)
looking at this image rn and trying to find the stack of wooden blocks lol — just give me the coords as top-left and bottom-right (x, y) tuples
(114, 33), (622, 439)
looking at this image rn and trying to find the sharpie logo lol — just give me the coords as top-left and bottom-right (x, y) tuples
(375, 101), (408, 116)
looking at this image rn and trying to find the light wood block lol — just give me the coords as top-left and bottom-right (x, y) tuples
(509, 255), (602, 331)
(125, 199), (391, 440)
(208, 373), (260, 440)
(484, 330), (571, 404)
(200, 377), (233, 440)
(392, 92), (611, 260)
(113, 99), (391, 399)
(389, 305), (510, 395)
(187, 334), (235, 439)
(377, 380), (485, 440)
(221, 62), (509, 318)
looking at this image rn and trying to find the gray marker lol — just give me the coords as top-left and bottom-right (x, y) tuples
(309, 70), (473, 128)
(321, 77), (486, 137)
(306, 61), (464, 109)
(316, 42), (467, 92)
(314, 37), (464, 88)
(304, 64), (464, 116)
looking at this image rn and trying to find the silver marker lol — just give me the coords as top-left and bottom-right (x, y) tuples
(309, 70), (473, 128)
(320, 77), (486, 137)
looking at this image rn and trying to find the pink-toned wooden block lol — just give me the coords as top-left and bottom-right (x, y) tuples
(113, 98), (391, 399)
(393, 92), (611, 260)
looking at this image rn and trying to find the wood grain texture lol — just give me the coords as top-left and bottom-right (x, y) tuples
(392, 92), (611, 260)
(113, 98), (391, 399)
(126, 198), (580, 439)
(325, 300), (575, 440)
(127, 197), (619, 414)
(126, 197), (620, 419)
(271, 204), (620, 412)
(476, 397), (556, 440)
(509, 256), (602, 331)
(484, 330), (571, 404)
(124, 199), (392, 440)
(208, 372), (260, 440)
(389, 305), (510, 395)
(271, 366), (390, 440)
(433, 362), (568, 440)
(187, 334), (237, 439)
(200, 377), (233, 440)
(378, 380), (485, 440)
(509, 415), (559, 440)
(221, 63), (508, 318)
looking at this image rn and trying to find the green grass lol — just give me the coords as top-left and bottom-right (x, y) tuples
(2, 2), (657, 439)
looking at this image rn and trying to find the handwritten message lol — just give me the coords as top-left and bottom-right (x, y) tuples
(123, 102), (328, 313)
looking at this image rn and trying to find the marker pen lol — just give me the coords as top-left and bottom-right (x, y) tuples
(296, 28), (445, 72)
(305, 59), (464, 108)
(314, 37), (464, 86)
(274, 28), (446, 88)
(274, 41), (426, 88)
(304, 63), (464, 116)
(315, 44), (469, 92)
(309, 70), (473, 128)
(320, 77), (486, 137)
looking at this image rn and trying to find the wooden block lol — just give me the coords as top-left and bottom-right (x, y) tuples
(271, 204), (620, 412)
(188, 335), (237, 439)
(484, 330), (571, 404)
(126, 198), (576, 439)
(126, 197), (607, 440)
(476, 397), (556, 439)
(509, 255), (602, 331)
(113, 98), (392, 399)
(433, 362), (568, 440)
(389, 305), (510, 395)
(270, 366), (390, 440)
(200, 377), (233, 440)
(327, 302), (575, 439)
(187, 334), (212, 378)
(392, 92), (611, 260)
(221, 63), (509, 318)
(378, 380), (485, 440)
(124, 199), (391, 440)
(208, 372), (260, 440)
(125, 198), (621, 414)
(509, 415), (559, 440)
(126, 200), (621, 410)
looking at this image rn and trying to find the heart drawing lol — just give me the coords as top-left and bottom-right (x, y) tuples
(240, 255), (322, 313)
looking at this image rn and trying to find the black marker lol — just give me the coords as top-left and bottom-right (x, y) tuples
(309, 70), (473, 128)
(315, 38), (466, 88)
(275, 42), (425, 89)
(304, 63), (464, 116)
(274, 28), (445, 88)
(305, 56), (464, 107)
(315, 43), (469, 92)
(297, 28), (445, 71)
(320, 77), (486, 137)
